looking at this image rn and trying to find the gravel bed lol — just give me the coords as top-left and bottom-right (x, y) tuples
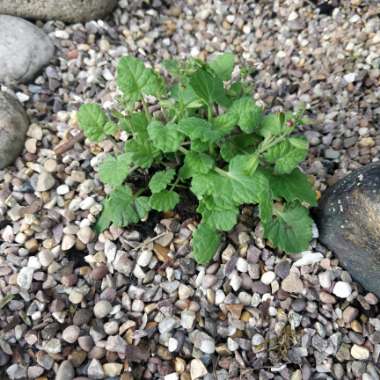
(1, 0), (380, 379)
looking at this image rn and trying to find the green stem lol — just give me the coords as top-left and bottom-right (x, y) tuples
(142, 98), (151, 122)
(178, 146), (188, 155)
(169, 176), (181, 191)
(134, 187), (147, 198)
(207, 105), (213, 121)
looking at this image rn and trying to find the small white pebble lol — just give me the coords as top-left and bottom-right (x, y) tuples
(261, 271), (276, 285)
(333, 281), (352, 298)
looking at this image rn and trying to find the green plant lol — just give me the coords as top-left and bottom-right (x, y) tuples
(78, 54), (316, 264)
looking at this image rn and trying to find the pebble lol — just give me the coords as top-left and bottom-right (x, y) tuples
(193, 331), (215, 354)
(261, 271), (276, 285)
(351, 344), (370, 360)
(333, 281), (352, 298)
(190, 359), (208, 379)
(281, 272), (304, 294)
(93, 300), (112, 319)
(137, 249), (153, 267)
(343, 306), (359, 323)
(55, 360), (75, 380)
(35, 171), (55, 192)
(62, 325), (80, 344)
(103, 363), (123, 377)
(159, 317), (177, 334)
(87, 359), (105, 379)
(17, 267), (34, 289)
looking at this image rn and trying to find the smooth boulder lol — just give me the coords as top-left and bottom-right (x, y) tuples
(315, 162), (380, 296)
(0, 92), (29, 169)
(0, 15), (54, 84)
(0, 0), (118, 23)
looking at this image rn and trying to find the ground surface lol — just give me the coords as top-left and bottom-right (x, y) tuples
(1, 0), (380, 379)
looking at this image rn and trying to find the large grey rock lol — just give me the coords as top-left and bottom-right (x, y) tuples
(0, 92), (29, 169)
(0, 15), (54, 84)
(315, 162), (380, 297)
(0, 0), (118, 23)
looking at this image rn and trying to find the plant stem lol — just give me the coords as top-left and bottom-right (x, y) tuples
(142, 98), (151, 122)
(207, 105), (213, 121)
(179, 146), (188, 155)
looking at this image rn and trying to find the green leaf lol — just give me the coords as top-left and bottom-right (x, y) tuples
(98, 154), (131, 187)
(182, 151), (214, 177)
(263, 204), (313, 253)
(177, 117), (219, 143)
(197, 197), (238, 231)
(220, 134), (261, 162)
(149, 169), (176, 193)
(191, 173), (218, 198)
(135, 196), (151, 219)
(229, 97), (263, 133)
(209, 53), (235, 81)
(171, 84), (203, 109)
(124, 138), (158, 169)
(95, 186), (139, 232)
(214, 167), (270, 207)
(147, 120), (184, 153)
(128, 112), (149, 137)
(189, 68), (230, 107)
(214, 112), (239, 134)
(258, 113), (293, 138)
(192, 223), (221, 264)
(264, 137), (308, 174)
(78, 104), (107, 142)
(104, 121), (118, 135)
(117, 56), (164, 105)
(267, 168), (317, 206)
(149, 190), (180, 211)
(229, 154), (259, 176)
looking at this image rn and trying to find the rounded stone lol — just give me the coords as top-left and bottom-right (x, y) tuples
(0, 16), (54, 84)
(0, 0), (118, 23)
(62, 325), (80, 344)
(0, 91), (29, 169)
(315, 163), (380, 297)
(93, 300), (112, 319)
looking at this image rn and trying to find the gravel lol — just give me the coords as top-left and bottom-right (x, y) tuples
(0, 0), (379, 379)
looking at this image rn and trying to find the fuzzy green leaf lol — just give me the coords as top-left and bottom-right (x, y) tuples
(95, 186), (139, 232)
(124, 138), (158, 169)
(229, 154), (259, 176)
(135, 196), (151, 219)
(220, 134), (261, 162)
(117, 56), (164, 105)
(263, 204), (313, 253)
(214, 112), (239, 134)
(78, 104), (107, 142)
(189, 68), (230, 107)
(177, 117), (219, 143)
(264, 137), (308, 174)
(197, 197), (238, 231)
(192, 223), (221, 264)
(209, 53), (235, 81)
(229, 97), (263, 133)
(182, 151), (214, 177)
(149, 190), (180, 211)
(147, 121), (184, 153)
(258, 113), (293, 138)
(149, 169), (176, 193)
(98, 154), (131, 187)
(267, 168), (317, 206)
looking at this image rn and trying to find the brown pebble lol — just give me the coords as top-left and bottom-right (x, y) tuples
(90, 265), (109, 281)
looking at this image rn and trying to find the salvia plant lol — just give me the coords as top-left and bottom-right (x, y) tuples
(78, 53), (316, 264)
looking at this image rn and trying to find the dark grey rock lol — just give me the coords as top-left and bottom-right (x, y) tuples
(0, 0), (118, 23)
(315, 162), (380, 297)
(0, 15), (54, 84)
(0, 91), (29, 169)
